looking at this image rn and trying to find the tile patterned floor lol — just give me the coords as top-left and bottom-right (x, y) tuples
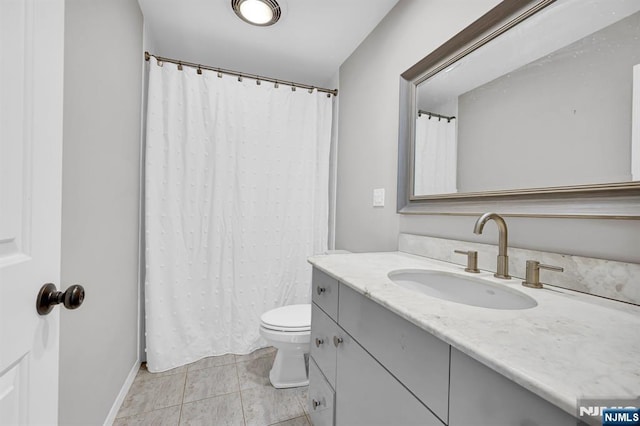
(114, 347), (311, 426)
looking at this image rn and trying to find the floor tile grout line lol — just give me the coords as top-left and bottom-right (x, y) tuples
(187, 357), (237, 372)
(115, 403), (183, 422)
(177, 369), (188, 425)
(292, 386), (308, 418)
(181, 362), (243, 405)
(121, 349), (283, 425)
(116, 367), (188, 420)
(132, 373), (187, 388)
(235, 359), (248, 426)
(187, 363), (235, 372)
(177, 402), (184, 426)
(294, 391), (309, 423)
(265, 412), (310, 426)
(182, 388), (244, 405)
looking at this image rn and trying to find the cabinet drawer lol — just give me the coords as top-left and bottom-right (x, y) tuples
(449, 348), (583, 426)
(308, 357), (335, 426)
(335, 330), (444, 426)
(312, 268), (339, 320)
(338, 283), (450, 423)
(310, 303), (339, 388)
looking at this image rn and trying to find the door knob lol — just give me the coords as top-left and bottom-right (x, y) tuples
(316, 286), (326, 295)
(36, 283), (85, 315)
(315, 338), (324, 347)
(333, 336), (343, 347)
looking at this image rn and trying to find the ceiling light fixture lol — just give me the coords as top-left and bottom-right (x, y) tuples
(232, 0), (281, 26)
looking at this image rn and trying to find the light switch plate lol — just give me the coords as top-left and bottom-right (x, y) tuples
(373, 188), (385, 207)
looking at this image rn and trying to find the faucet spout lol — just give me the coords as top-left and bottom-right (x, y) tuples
(473, 212), (511, 279)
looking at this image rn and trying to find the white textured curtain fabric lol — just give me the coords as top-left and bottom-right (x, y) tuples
(414, 115), (457, 195)
(144, 62), (332, 372)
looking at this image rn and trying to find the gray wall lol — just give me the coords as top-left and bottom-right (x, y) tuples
(336, 0), (640, 264)
(458, 11), (639, 192)
(60, 0), (143, 424)
(336, 0), (501, 252)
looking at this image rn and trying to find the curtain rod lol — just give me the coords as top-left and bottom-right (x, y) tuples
(144, 52), (338, 97)
(418, 110), (456, 122)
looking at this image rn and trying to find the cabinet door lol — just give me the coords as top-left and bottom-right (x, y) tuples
(308, 358), (335, 426)
(339, 283), (450, 423)
(449, 348), (584, 426)
(335, 331), (444, 426)
(310, 303), (339, 388)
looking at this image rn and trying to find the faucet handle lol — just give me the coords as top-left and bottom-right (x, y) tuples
(522, 260), (564, 289)
(454, 250), (480, 273)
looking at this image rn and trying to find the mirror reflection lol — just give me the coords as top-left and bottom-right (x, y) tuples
(413, 0), (640, 197)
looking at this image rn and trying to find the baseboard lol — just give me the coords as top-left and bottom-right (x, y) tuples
(103, 360), (140, 426)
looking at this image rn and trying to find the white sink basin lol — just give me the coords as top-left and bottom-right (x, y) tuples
(388, 269), (537, 310)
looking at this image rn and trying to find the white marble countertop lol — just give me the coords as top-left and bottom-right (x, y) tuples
(308, 251), (640, 418)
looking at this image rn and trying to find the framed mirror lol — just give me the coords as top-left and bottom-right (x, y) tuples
(397, 0), (640, 217)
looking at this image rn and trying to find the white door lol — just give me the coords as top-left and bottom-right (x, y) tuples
(0, 0), (65, 424)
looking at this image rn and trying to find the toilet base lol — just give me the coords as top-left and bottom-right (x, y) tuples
(269, 347), (309, 389)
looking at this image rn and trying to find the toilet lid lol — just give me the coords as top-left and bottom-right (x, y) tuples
(260, 304), (311, 332)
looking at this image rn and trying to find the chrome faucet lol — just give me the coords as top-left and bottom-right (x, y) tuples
(473, 212), (511, 279)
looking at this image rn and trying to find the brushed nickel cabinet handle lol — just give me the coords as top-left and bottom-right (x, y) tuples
(316, 286), (326, 295)
(333, 336), (343, 347)
(315, 338), (324, 348)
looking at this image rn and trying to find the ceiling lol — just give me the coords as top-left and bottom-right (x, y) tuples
(138, 0), (399, 88)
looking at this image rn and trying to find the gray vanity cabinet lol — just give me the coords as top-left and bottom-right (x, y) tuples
(334, 330), (443, 426)
(338, 284), (450, 423)
(309, 268), (446, 426)
(448, 348), (583, 426)
(309, 268), (582, 426)
(310, 270), (340, 425)
(310, 304), (339, 388)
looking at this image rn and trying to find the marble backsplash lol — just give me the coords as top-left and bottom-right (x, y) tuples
(399, 233), (640, 306)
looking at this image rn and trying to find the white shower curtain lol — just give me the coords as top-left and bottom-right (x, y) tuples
(414, 115), (457, 195)
(144, 61), (333, 372)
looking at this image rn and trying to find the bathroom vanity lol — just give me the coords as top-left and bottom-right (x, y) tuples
(306, 251), (640, 426)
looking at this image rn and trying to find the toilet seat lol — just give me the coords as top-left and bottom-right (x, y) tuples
(260, 304), (311, 332)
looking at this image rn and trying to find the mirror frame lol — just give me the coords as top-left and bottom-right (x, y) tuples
(397, 0), (640, 218)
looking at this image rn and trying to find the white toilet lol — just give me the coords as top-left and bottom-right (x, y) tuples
(259, 304), (311, 388)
